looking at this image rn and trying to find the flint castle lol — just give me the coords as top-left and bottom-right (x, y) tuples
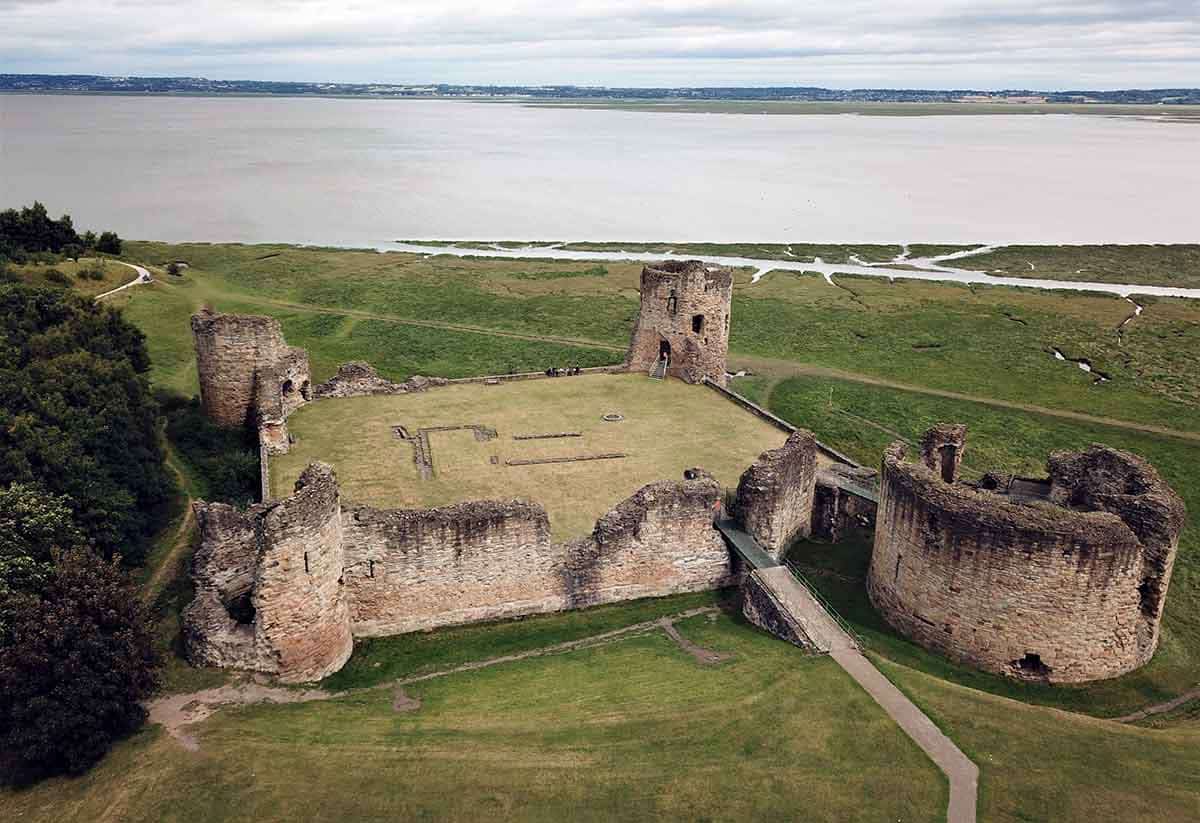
(183, 260), (1183, 685)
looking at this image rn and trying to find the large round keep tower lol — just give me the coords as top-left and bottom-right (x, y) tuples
(625, 261), (733, 385)
(867, 426), (1185, 684)
(191, 308), (311, 429)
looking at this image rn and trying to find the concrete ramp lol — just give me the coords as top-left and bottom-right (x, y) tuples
(742, 567), (857, 653)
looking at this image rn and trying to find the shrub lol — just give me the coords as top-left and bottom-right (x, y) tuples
(165, 262), (182, 276)
(41, 268), (70, 286)
(0, 548), (159, 784)
(96, 231), (122, 255)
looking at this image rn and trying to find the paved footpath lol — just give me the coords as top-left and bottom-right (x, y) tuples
(752, 567), (978, 823)
(95, 262), (152, 300)
(833, 648), (979, 823)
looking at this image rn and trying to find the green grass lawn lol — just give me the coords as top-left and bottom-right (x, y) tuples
(0, 611), (947, 823)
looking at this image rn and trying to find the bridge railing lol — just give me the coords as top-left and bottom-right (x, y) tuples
(785, 561), (866, 650)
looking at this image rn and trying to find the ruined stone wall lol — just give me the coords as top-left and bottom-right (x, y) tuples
(734, 430), (818, 559)
(342, 500), (561, 635)
(342, 474), (735, 637)
(191, 308), (311, 434)
(868, 437), (1182, 683)
(625, 261), (733, 385)
(313, 361), (448, 399)
(563, 475), (735, 608)
(183, 463), (353, 682)
(812, 471), (879, 543)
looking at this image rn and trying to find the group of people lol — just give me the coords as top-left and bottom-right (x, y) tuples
(545, 365), (585, 377)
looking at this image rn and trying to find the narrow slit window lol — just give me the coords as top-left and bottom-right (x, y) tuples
(304, 552), (310, 574)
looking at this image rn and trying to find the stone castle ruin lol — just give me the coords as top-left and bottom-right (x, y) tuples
(625, 260), (733, 385)
(868, 428), (1184, 683)
(182, 260), (1184, 686)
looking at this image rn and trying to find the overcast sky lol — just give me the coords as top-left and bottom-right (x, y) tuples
(2, 0), (1198, 89)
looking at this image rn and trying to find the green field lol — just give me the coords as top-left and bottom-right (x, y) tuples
(4, 239), (1197, 822)
(273, 374), (786, 539)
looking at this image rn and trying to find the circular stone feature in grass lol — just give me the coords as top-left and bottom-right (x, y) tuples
(601, 413), (624, 422)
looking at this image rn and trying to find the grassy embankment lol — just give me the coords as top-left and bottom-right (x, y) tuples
(8, 256), (142, 296)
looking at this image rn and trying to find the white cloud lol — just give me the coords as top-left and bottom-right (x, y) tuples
(1, 0), (1197, 87)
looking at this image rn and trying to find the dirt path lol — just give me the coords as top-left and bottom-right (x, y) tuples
(141, 446), (195, 605)
(146, 681), (337, 751)
(1112, 686), (1200, 724)
(394, 606), (721, 687)
(657, 616), (731, 664)
(739, 357), (1200, 444)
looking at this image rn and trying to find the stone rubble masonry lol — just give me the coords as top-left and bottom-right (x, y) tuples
(183, 463), (353, 683)
(812, 465), (880, 543)
(920, 423), (968, 483)
(186, 467), (736, 680)
(868, 429), (1185, 684)
(313, 361), (448, 399)
(741, 569), (817, 650)
(625, 261), (733, 386)
(190, 308), (311, 450)
(734, 430), (819, 559)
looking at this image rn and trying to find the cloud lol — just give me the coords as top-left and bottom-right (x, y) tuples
(1, 0), (1197, 87)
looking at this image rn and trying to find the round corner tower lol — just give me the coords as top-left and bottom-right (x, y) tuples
(191, 308), (305, 429)
(625, 260), (733, 385)
(867, 426), (1185, 684)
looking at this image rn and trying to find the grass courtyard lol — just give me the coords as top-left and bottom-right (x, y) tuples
(272, 373), (786, 539)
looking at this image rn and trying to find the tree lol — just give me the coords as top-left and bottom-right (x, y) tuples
(0, 285), (170, 561)
(0, 484), (82, 639)
(0, 548), (159, 784)
(96, 231), (122, 255)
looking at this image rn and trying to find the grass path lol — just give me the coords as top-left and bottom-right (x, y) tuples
(1113, 687), (1200, 724)
(140, 444), (195, 605)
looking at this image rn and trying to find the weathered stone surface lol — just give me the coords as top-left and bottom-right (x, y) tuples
(868, 429), (1184, 684)
(625, 261), (733, 385)
(920, 423), (967, 483)
(734, 430), (818, 559)
(741, 569), (816, 649)
(812, 465), (879, 542)
(191, 307), (311, 431)
(188, 465), (736, 679)
(313, 361), (447, 399)
(183, 463), (353, 683)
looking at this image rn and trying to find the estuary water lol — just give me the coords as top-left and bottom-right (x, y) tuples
(1, 93), (1198, 247)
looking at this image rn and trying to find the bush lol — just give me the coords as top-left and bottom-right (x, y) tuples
(165, 262), (182, 276)
(41, 268), (70, 286)
(76, 265), (105, 281)
(0, 548), (159, 785)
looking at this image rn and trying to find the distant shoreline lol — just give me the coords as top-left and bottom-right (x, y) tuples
(2, 91), (1198, 119)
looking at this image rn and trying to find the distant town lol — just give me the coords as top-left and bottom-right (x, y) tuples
(2, 73), (1197, 104)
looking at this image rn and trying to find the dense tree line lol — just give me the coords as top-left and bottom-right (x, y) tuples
(0, 201), (121, 263)
(0, 285), (171, 562)
(162, 393), (261, 506)
(0, 284), (166, 784)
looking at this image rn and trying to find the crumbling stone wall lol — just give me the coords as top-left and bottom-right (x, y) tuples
(868, 430), (1184, 683)
(191, 308), (311, 438)
(188, 467), (735, 679)
(183, 463), (353, 682)
(920, 423), (967, 483)
(625, 261), (733, 385)
(343, 500), (561, 635)
(313, 361), (447, 399)
(734, 430), (819, 559)
(812, 465), (879, 542)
